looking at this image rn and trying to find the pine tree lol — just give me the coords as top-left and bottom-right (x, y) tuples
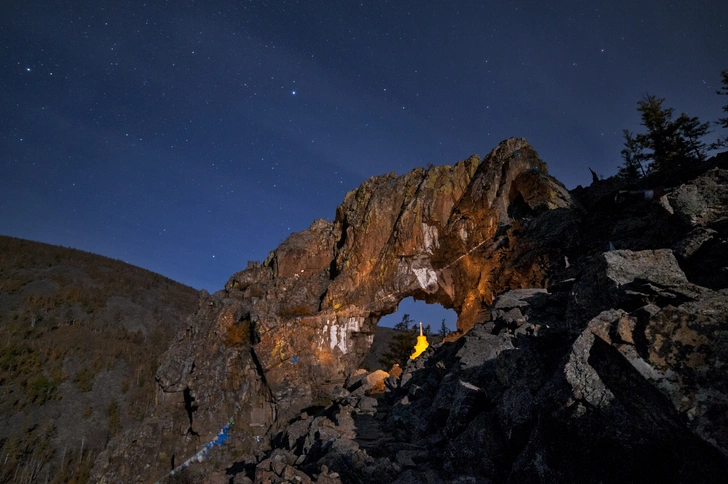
(393, 313), (414, 331)
(675, 113), (710, 162)
(636, 95), (683, 174)
(380, 314), (416, 370)
(438, 318), (449, 338)
(619, 94), (710, 178)
(711, 70), (728, 149)
(619, 129), (647, 179)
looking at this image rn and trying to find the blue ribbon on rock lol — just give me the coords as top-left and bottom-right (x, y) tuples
(155, 409), (239, 483)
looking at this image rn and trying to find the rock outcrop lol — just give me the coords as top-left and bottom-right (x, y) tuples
(189, 247), (728, 483)
(92, 138), (579, 482)
(395, 249), (728, 483)
(90, 142), (728, 483)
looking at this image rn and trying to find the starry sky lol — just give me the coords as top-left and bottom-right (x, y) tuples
(2, 1), (727, 327)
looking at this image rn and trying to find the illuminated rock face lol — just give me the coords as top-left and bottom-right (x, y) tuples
(322, 137), (576, 335)
(219, 138), (577, 406)
(91, 138), (580, 481)
(234, 138), (576, 410)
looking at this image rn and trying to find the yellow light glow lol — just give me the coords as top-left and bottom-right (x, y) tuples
(410, 322), (429, 359)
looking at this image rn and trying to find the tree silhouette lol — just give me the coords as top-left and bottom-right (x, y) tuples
(619, 129), (647, 180)
(380, 313), (416, 370)
(619, 94), (709, 178)
(637, 95), (682, 174)
(438, 318), (449, 338)
(712, 70), (728, 149)
(675, 113), (710, 162)
(393, 313), (414, 331)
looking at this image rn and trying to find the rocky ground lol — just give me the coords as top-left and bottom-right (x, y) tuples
(212, 249), (728, 483)
(90, 142), (728, 483)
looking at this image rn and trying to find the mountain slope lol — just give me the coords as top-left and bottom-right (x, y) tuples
(0, 236), (199, 483)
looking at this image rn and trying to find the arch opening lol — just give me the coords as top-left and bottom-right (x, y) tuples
(378, 297), (457, 332)
(361, 297), (457, 372)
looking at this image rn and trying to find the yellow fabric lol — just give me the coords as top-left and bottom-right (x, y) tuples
(410, 335), (429, 359)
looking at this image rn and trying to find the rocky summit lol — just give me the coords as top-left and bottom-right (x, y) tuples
(90, 138), (728, 483)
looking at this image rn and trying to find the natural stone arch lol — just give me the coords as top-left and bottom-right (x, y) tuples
(98, 139), (580, 480)
(222, 138), (577, 414)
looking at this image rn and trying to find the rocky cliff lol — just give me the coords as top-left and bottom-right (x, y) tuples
(91, 139), (728, 483)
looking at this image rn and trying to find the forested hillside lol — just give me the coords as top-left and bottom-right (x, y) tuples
(0, 236), (199, 483)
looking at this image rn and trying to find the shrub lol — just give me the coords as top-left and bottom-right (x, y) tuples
(72, 367), (95, 392)
(25, 373), (57, 404)
(107, 399), (121, 435)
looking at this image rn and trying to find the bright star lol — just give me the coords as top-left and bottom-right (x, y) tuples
(292, 90), (296, 95)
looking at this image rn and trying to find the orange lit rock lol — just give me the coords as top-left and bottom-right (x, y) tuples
(93, 138), (580, 482)
(218, 138), (577, 425)
(196, 138), (575, 435)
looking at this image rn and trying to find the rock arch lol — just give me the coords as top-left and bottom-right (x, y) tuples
(94, 139), (580, 480)
(220, 138), (577, 413)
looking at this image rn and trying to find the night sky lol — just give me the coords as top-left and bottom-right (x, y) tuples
(2, 1), (727, 327)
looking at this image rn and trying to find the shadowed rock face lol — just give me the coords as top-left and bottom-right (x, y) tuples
(91, 138), (579, 481)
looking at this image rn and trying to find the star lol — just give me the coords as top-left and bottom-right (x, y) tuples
(292, 90), (296, 95)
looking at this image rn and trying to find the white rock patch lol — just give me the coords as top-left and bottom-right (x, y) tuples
(414, 266), (438, 291)
(422, 223), (439, 254)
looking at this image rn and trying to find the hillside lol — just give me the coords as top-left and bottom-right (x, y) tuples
(0, 236), (199, 483)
